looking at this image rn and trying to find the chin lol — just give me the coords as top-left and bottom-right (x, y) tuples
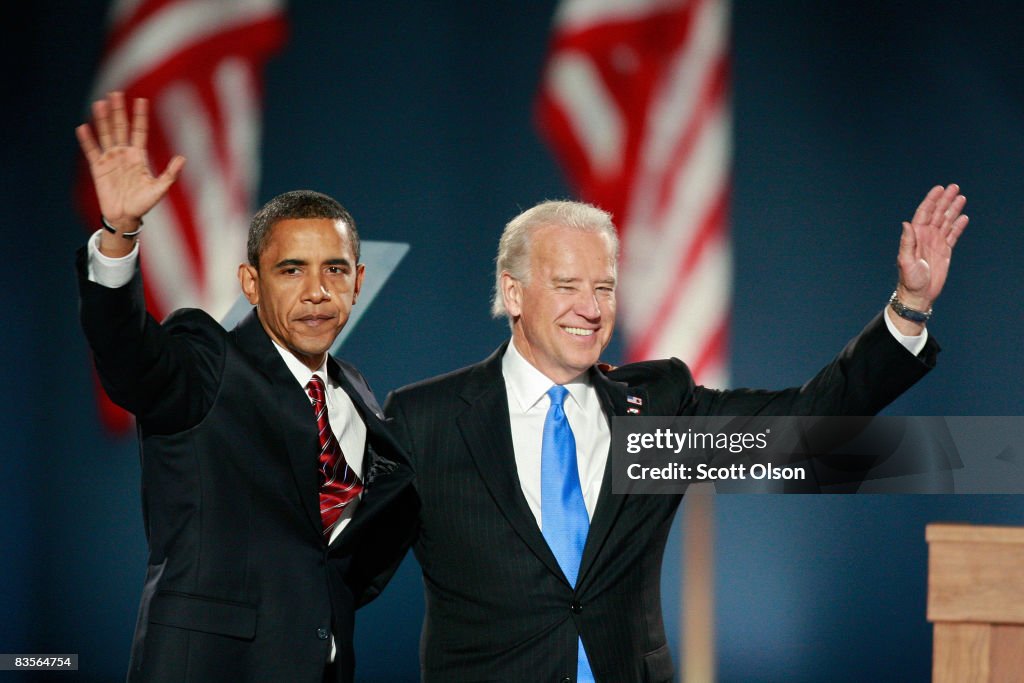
(565, 356), (598, 375)
(291, 339), (331, 359)
(311, 341), (335, 357)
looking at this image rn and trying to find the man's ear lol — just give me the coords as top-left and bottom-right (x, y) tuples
(238, 263), (260, 305)
(352, 263), (365, 305)
(500, 271), (522, 317)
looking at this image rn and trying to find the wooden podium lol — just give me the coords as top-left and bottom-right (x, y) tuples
(927, 523), (1024, 682)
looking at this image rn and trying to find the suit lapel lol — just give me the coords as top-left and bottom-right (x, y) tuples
(456, 345), (567, 582)
(330, 360), (384, 421)
(576, 367), (649, 589)
(232, 309), (324, 538)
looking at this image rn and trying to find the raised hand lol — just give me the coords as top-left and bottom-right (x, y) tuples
(895, 184), (968, 317)
(76, 92), (185, 235)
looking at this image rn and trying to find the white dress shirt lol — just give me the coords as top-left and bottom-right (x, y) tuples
(502, 338), (610, 528)
(883, 304), (929, 355)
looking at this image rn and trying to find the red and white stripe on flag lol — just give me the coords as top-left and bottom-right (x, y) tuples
(76, 0), (287, 434)
(536, 0), (732, 388)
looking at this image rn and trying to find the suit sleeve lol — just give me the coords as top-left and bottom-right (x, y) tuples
(610, 312), (938, 417)
(348, 506), (420, 609)
(382, 390), (416, 461)
(342, 389), (420, 607)
(76, 247), (225, 434)
(695, 312), (938, 416)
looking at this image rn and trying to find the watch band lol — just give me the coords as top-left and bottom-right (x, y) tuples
(889, 290), (932, 323)
(101, 216), (143, 239)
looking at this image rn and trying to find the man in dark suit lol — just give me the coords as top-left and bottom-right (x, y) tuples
(385, 188), (967, 682)
(75, 92), (418, 682)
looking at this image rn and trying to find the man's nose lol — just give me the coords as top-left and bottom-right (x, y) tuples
(576, 291), (601, 319)
(304, 274), (331, 302)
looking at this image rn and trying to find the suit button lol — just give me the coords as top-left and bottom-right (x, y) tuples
(570, 600), (582, 614)
(317, 627), (329, 640)
(559, 677), (572, 683)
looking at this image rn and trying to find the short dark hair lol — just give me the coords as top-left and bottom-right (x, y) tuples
(247, 190), (359, 267)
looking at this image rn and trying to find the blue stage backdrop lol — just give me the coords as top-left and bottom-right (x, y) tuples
(3, 2), (1022, 681)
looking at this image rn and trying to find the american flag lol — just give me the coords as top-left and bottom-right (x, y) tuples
(536, 0), (732, 388)
(76, 0), (287, 433)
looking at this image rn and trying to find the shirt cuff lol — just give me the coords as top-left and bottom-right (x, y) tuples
(883, 305), (928, 356)
(86, 229), (139, 288)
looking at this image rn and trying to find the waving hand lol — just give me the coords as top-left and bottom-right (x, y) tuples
(889, 184), (969, 334)
(76, 92), (185, 252)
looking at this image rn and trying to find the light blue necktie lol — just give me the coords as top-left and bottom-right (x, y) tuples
(541, 385), (594, 683)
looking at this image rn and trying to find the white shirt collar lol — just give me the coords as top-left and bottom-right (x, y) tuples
(272, 341), (329, 390)
(501, 337), (592, 413)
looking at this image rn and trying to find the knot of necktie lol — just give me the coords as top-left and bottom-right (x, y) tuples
(546, 384), (569, 409)
(307, 374), (327, 404)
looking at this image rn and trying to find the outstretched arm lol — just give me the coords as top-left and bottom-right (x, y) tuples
(76, 92), (185, 258)
(76, 93), (218, 432)
(889, 183), (969, 336)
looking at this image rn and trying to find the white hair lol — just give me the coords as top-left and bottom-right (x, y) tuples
(491, 200), (619, 319)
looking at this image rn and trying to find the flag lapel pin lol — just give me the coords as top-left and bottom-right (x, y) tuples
(626, 395), (642, 415)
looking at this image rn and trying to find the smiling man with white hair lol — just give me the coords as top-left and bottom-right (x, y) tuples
(384, 186), (966, 682)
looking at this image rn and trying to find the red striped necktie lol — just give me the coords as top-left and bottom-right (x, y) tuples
(306, 375), (363, 538)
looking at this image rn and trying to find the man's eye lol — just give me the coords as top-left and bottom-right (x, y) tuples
(281, 267), (300, 275)
(327, 266), (344, 274)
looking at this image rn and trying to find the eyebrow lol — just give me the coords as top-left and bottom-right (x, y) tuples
(272, 257), (353, 269)
(551, 276), (617, 285)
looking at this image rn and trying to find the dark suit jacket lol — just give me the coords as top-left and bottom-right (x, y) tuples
(384, 313), (937, 683)
(76, 251), (419, 683)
